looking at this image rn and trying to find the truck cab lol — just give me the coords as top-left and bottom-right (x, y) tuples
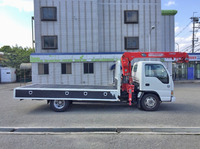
(132, 61), (175, 110)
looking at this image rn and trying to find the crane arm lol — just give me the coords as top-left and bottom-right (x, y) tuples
(121, 52), (189, 77)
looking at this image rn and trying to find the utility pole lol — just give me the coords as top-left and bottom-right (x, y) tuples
(190, 13), (200, 53)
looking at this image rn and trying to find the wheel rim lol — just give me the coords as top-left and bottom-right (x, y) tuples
(144, 96), (157, 109)
(53, 100), (65, 109)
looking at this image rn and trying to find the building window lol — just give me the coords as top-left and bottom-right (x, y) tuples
(38, 63), (49, 75)
(61, 63), (72, 74)
(41, 7), (57, 21)
(124, 10), (138, 24)
(42, 36), (58, 49)
(84, 63), (94, 74)
(125, 37), (139, 50)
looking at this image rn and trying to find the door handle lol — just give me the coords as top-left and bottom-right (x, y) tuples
(145, 83), (150, 86)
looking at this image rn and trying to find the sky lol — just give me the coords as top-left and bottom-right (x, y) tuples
(162, 0), (200, 52)
(0, 0), (200, 52)
(0, 0), (33, 48)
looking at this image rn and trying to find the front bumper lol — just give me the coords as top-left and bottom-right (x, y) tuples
(171, 96), (176, 102)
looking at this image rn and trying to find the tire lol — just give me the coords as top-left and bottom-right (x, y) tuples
(50, 100), (71, 112)
(141, 94), (160, 111)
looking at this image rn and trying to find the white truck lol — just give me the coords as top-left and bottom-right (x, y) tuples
(14, 52), (189, 112)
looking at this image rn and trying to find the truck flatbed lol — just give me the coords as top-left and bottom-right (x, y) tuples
(14, 84), (119, 101)
(18, 84), (117, 90)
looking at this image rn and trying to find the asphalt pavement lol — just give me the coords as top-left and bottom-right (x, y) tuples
(0, 134), (200, 149)
(1, 83), (200, 128)
(0, 82), (200, 148)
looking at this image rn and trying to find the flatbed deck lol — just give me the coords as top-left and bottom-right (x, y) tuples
(14, 84), (119, 101)
(19, 84), (117, 90)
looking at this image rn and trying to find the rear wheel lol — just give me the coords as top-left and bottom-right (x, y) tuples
(50, 100), (71, 112)
(141, 94), (160, 111)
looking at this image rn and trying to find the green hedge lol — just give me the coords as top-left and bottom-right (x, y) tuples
(162, 10), (177, 16)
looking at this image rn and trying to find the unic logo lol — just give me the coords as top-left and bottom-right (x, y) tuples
(141, 53), (147, 57)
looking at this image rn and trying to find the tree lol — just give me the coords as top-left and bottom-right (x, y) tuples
(0, 45), (35, 81)
(0, 53), (4, 61)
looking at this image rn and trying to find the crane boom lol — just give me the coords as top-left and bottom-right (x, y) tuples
(121, 52), (189, 77)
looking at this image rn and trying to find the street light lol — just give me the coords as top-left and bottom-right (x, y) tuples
(149, 26), (155, 53)
(176, 43), (179, 52)
(149, 26), (155, 60)
(31, 16), (35, 49)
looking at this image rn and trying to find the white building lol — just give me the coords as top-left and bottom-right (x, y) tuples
(32, 0), (177, 85)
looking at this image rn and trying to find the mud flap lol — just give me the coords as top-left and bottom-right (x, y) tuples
(137, 92), (144, 109)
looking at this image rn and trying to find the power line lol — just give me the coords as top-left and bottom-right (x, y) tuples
(195, 48), (200, 52)
(175, 21), (192, 37)
(181, 45), (192, 52)
(194, 45), (200, 52)
(180, 43), (200, 52)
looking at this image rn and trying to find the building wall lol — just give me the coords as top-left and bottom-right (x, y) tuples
(161, 14), (176, 74)
(32, 61), (116, 85)
(98, 0), (162, 52)
(33, 0), (177, 85)
(161, 15), (175, 52)
(34, 0), (162, 53)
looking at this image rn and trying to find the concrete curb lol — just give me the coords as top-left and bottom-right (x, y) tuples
(1, 127), (200, 135)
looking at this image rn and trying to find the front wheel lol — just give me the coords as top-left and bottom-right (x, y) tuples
(141, 94), (160, 111)
(50, 100), (71, 112)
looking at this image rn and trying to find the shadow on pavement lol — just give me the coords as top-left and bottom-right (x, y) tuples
(70, 103), (135, 113)
(27, 101), (200, 114)
(27, 102), (138, 114)
(159, 102), (200, 113)
(27, 104), (51, 114)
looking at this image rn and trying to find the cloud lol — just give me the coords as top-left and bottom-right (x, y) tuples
(174, 23), (199, 52)
(0, 13), (32, 48)
(165, 1), (176, 7)
(175, 26), (180, 34)
(175, 31), (200, 52)
(175, 36), (191, 52)
(0, 0), (33, 12)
